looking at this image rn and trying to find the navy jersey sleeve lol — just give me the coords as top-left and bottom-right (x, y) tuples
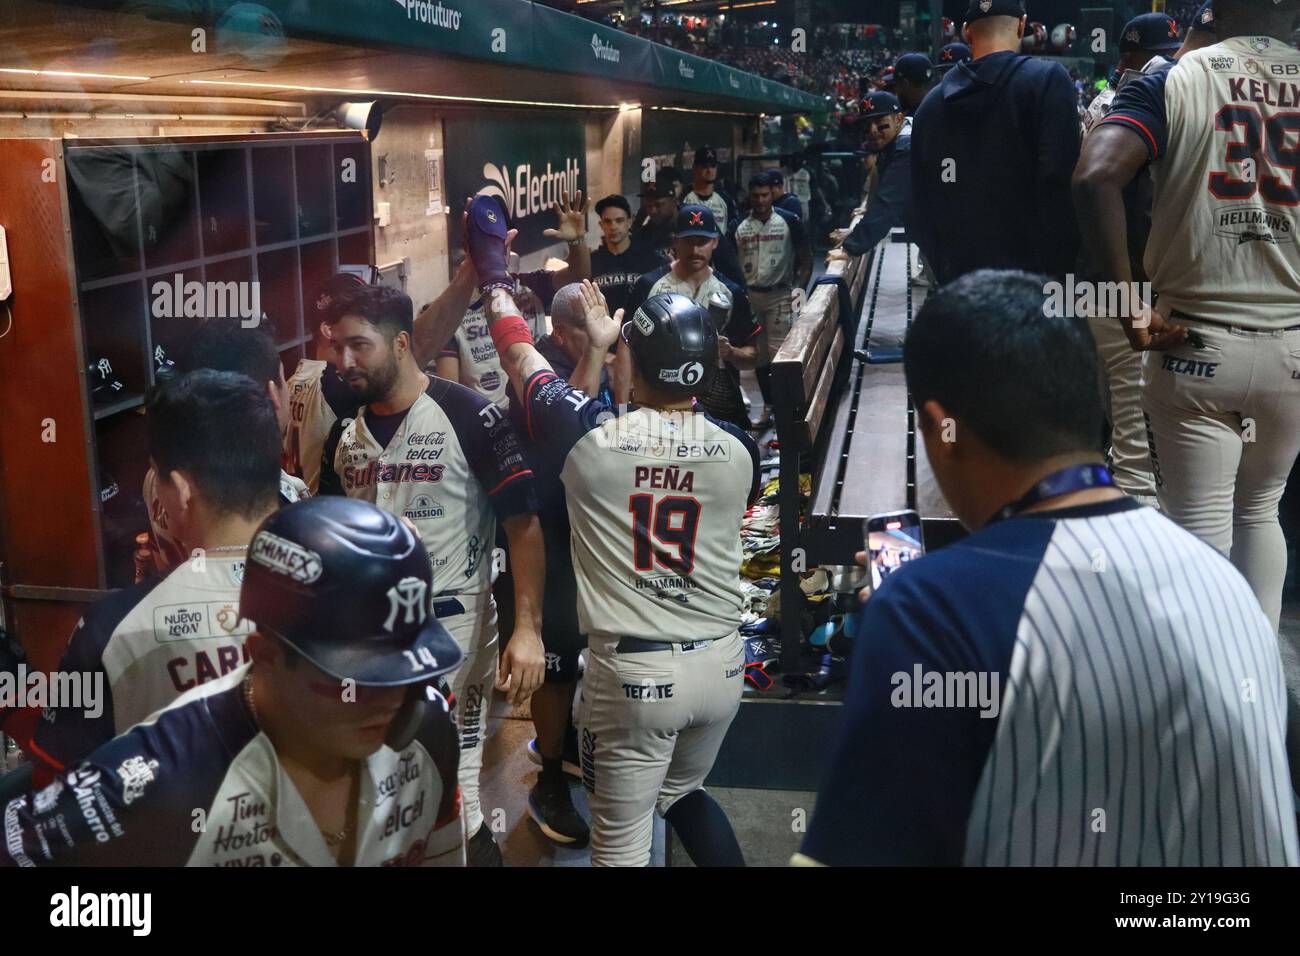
(427, 378), (537, 520)
(799, 522), (1050, 866)
(709, 416), (761, 507)
(519, 269), (558, 313)
(1099, 67), (1170, 161)
(317, 417), (348, 497)
(3, 686), (255, 867)
(521, 370), (614, 462)
(844, 139), (912, 257)
(29, 579), (162, 773)
(718, 275), (760, 346)
(779, 206), (809, 255)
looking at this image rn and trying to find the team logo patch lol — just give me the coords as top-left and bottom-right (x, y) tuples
(486, 209), (498, 223)
(1250, 37), (1270, 52)
(659, 361), (705, 387)
(1125, 29), (1140, 44)
(689, 211), (705, 227)
(384, 576), (428, 632)
(979, 0), (991, 11)
(250, 531), (323, 584)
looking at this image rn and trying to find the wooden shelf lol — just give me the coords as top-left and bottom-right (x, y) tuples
(92, 393), (146, 421)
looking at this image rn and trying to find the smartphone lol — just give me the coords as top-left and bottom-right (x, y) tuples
(862, 509), (925, 597)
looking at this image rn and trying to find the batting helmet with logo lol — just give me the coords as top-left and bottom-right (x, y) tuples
(623, 293), (718, 398)
(239, 496), (462, 686)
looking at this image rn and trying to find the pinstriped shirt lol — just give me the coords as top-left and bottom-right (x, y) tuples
(802, 498), (1298, 866)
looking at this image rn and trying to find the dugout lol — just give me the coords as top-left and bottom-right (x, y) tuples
(0, 0), (819, 666)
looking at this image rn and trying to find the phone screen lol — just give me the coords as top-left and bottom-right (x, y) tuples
(866, 510), (925, 593)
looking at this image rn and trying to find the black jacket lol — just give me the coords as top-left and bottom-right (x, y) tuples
(843, 131), (912, 257)
(910, 50), (1081, 284)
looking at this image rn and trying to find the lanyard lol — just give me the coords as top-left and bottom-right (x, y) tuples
(987, 464), (1115, 525)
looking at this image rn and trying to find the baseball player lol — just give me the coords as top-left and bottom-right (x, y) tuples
(2, 497), (466, 867)
(1176, 1), (1220, 58)
(1082, 14), (1182, 136)
(1074, 0), (1300, 631)
(682, 145), (739, 234)
(623, 204), (760, 433)
(436, 190), (591, 410)
(144, 321), (309, 573)
(317, 281), (545, 865)
(765, 169), (805, 221)
(465, 193), (760, 866)
(284, 274), (365, 494)
(733, 175), (812, 426)
(28, 371), (281, 783)
(589, 194), (663, 317)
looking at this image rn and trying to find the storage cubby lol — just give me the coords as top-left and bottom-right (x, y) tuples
(337, 229), (372, 269)
(80, 280), (150, 419)
(299, 239), (337, 331)
(147, 266), (204, 375)
(335, 140), (371, 230)
(252, 146), (295, 246)
(66, 149), (142, 282)
(198, 148), (252, 256)
(140, 150), (199, 271)
(93, 410), (152, 590)
(295, 143), (334, 238)
(257, 247), (301, 347)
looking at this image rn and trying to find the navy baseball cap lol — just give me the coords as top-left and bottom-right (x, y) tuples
(674, 204), (717, 238)
(893, 53), (934, 85)
(1120, 13), (1182, 53)
(938, 42), (973, 65)
(1189, 1), (1215, 35)
(861, 91), (904, 119)
(964, 0), (1024, 23)
(639, 180), (675, 199)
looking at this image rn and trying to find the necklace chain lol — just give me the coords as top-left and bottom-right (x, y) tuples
(243, 676), (353, 848)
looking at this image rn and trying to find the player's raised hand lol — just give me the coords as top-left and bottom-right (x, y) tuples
(496, 626), (545, 707)
(1123, 297), (1186, 352)
(544, 189), (591, 244)
(578, 279), (621, 351)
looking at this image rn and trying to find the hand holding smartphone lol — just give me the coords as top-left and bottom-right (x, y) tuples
(858, 509), (925, 602)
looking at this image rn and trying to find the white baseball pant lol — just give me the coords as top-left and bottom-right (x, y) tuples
(1141, 321), (1300, 632)
(750, 289), (794, 366)
(1089, 316), (1158, 504)
(436, 590), (498, 838)
(578, 631), (744, 867)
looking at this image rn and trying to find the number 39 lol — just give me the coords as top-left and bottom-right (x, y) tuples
(1209, 105), (1300, 204)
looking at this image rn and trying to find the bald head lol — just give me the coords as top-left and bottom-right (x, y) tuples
(549, 282), (593, 365)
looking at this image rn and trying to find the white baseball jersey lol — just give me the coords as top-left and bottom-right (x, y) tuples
(1103, 37), (1300, 329)
(788, 166), (813, 207)
(733, 207), (806, 289)
(5, 667), (464, 866)
(683, 189), (732, 233)
(1082, 57), (1174, 137)
(440, 276), (551, 410)
(320, 376), (537, 596)
(285, 358), (360, 493)
(30, 554), (252, 773)
(519, 371), (760, 641)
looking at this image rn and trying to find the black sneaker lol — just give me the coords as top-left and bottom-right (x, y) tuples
(527, 776), (590, 848)
(526, 737), (582, 778)
(466, 823), (503, 867)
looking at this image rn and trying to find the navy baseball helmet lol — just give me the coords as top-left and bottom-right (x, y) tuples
(240, 497), (462, 686)
(623, 293), (718, 397)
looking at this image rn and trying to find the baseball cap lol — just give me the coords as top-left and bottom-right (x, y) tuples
(938, 42), (973, 65)
(861, 91), (904, 119)
(1189, 1), (1216, 35)
(639, 180), (676, 200)
(761, 169), (785, 187)
(692, 145), (719, 167)
(893, 53), (934, 85)
(595, 194), (632, 217)
(674, 204), (718, 238)
(964, 0), (1025, 23)
(879, 65), (897, 87)
(1120, 12), (1182, 53)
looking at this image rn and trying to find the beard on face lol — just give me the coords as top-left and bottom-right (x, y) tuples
(342, 346), (401, 404)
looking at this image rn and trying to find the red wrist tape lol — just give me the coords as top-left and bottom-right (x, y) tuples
(490, 315), (534, 353)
